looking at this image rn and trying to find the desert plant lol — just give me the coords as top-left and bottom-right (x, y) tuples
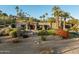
(38, 30), (48, 36)
(4, 28), (13, 36)
(69, 32), (79, 38)
(41, 36), (46, 41)
(55, 28), (69, 38)
(0, 29), (5, 36)
(9, 28), (17, 38)
(47, 30), (56, 35)
(38, 30), (55, 36)
(22, 34), (29, 38)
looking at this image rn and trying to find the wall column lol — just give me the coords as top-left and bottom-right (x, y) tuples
(26, 24), (28, 30)
(34, 23), (37, 30)
(42, 25), (45, 30)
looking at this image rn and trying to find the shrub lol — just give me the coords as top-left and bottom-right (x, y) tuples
(69, 32), (79, 38)
(38, 30), (48, 36)
(4, 28), (13, 36)
(38, 30), (55, 36)
(9, 28), (17, 38)
(0, 29), (5, 36)
(11, 23), (16, 28)
(0, 28), (13, 36)
(47, 30), (56, 35)
(22, 34), (29, 38)
(55, 28), (69, 38)
(41, 36), (46, 41)
(70, 26), (79, 32)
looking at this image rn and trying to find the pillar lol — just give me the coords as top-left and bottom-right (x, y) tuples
(26, 24), (28, 30)
(34, 24), (37, 30)
(42, 25), (45, 30)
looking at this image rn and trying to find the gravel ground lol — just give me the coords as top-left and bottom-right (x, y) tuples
(0, 36), (79, 54)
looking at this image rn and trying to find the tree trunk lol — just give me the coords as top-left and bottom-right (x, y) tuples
(56, 17), (60, 29)
(63, 18), (66, 30)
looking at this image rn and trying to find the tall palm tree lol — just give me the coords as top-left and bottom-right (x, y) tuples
(59, 10), (65, 28)
(52, 6), (62, 28)
(45, 13), (48, 15)
(2, 13), (8, 25)
(39, 16), (42, 20)
(0, 10), (2, 20)
(42, 15), (45, 22)
(45, 13), (48, 21)
(0, 10), (2, 14)
(62, 12), (70, 30)
(15, 6), (19, 16)
(48, 17), (55, 28)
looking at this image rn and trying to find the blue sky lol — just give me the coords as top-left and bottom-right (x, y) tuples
(0, 5), (79, 19)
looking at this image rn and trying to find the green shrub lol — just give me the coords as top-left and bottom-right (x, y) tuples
(9, 28), (17, 38)
(38, 30), (55, 36)
(47, 30), (56, 35)
(41, 36), (46, 41)
(70, 26), (79, 32)
(4, 28), (13, 36)
(0, 29), (5, 36)
(22, 34), (29, 38)
(38, 30), (48, 36)
(69, 32), (79, 38)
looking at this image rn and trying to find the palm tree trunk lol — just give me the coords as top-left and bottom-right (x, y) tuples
(50, 22), (52, 29)
(60, 17), (63, 29)
(56, 16), (60, 29)
(63, 18), (66, 30)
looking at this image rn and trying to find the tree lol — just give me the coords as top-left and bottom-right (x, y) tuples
(39, 16), (42, 20)
(29, 17), (34, 23)
(48, 17), (55, 28)
(45, 13), (48, 20)
(68, 18), (79, 25)
(62, 12), (70, 29)
(52, 6), (62, 28)
(45, 13), (48, 16)
(15, 6), (19, 16)
(0, 10), (2, 14)
(42, 15), (45, 21)
(1, 13), (8, 25)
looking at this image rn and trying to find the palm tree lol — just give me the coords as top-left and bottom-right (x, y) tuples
(0, 10), (2, 20)
(45, 13), (48, 16)
(2, 13), (8, 25)
(52, 6), (62, 28)
(59, 10), (65, 28)
(15, 6), (19, 16)
(62, 12), (70, 30)
(39, 16), (42, 20)
(0, 10), (2, 14)
(42, 15), (45, 22)
(48, 17), (55, 28)
(45, 13), (48, 21)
